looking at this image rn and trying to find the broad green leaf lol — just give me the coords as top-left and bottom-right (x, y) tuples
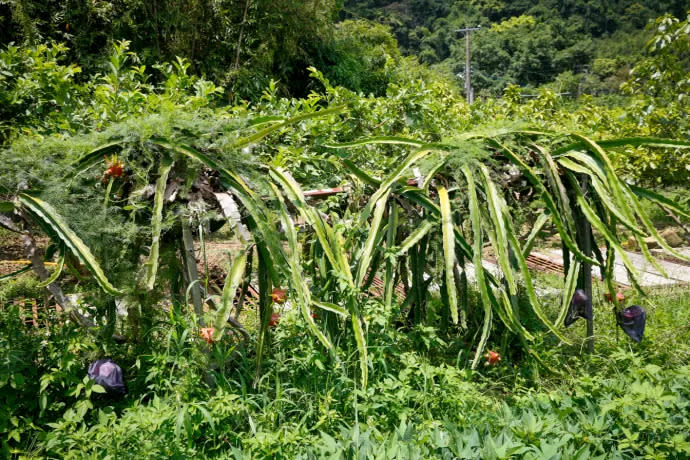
(0, 201), (14, 213)
(324, 136), (424, 149)
(383, 201), (398, 310)
(463, 165), (493, 370)
(142, 157), (173, 291)
(397, 220), (435, 255)
(522, 212), (550, 258)
(478, 164), (516, 295)
(556, 259), (581, 327)
(489, 139), (599, 266)
(37, 244), (66, 288)
(629, 185), (690, 220)
(270, 183), (334, 351)
(91, 384), (106, 394)
(19, 194), (122, 296)
(438, 186), (459, 325)
(355, 191), (390, 288)
(213, 251), (248, 341)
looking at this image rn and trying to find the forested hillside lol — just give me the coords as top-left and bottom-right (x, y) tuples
(0, 0), (345, 98)
(2, 0), (688, 98)
(344, 0), (690, 94)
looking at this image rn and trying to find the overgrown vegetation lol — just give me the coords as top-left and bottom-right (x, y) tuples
(2, 4), (690, 458)
(2, 285), (689, 457)
(344, 0), (688, 96)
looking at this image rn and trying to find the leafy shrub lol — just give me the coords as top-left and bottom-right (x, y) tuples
(2, 14), (690, 458)
(0, 42), (84, 143)
(320, 20), (402, 96)
(0, 304), (104, 457)
(38, 316), (690, 458)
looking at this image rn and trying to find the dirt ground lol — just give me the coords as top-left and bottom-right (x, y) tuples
(0, 230), (51, 277)
(0, 231), (27, 277)
(194, 240), (249, 289)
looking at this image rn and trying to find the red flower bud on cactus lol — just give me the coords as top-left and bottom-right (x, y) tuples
(200, 327), (215, 344)
(271, 287), (287, 304)
(104, 155), (124, 178)
(269, 313), (280, 327)
(484, 350), (501, 366)
(605, 292), (612, 302)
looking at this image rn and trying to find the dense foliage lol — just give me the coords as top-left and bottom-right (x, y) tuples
(2, 3), (690, 458)
(344, 0), (689, 95)
(2, 284), (689, 457)
(1, 0), (340, 97)
(6, 0), (686, 99)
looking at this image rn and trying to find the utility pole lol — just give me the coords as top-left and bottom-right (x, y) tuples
(576, 64), (590, 98)
(455, 25), (481, 104)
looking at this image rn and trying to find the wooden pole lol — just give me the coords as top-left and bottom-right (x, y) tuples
(234, 0), (251, 71)
(578, 175), (594, 352)
(181, 218), (204, 325)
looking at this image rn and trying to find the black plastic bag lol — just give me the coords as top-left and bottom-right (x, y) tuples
(616, 305), (646, 343)
(564, 289), (592, 327)
(88, 358), (126, 394)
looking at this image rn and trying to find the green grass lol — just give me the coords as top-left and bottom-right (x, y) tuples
(2, 283), (689, 458)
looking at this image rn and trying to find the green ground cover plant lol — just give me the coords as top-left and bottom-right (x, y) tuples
(1, 9), (690, 459)
(1, 286), (688, 457)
